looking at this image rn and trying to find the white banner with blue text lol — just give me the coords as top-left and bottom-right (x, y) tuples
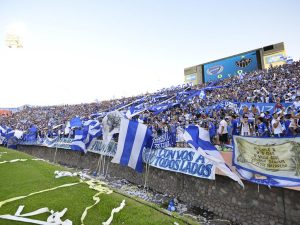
(143, 147), (216, 180)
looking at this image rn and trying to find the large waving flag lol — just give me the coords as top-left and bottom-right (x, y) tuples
(4, 129), (24, 149)
(125, 104), (145, 119)
(71, 119), (102, 153)
(183, 125), (244, 187)
(111, 118), (152, 172)
(83, 120), (102, 138)
(148, 102), (179, 115)
(70, 127), (90, 153)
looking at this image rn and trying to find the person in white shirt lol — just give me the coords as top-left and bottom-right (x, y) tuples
(241, 116), (252, 136)
(293, 96), (300, 109)
(297, 88), (300, 97)
(218, 117), (228, 149)
(271, 111), (284, 137)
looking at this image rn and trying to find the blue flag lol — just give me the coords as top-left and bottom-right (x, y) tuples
(111, 118), (152, 172)
(70, 117), (82, 128)
(25, 125), (38, 141)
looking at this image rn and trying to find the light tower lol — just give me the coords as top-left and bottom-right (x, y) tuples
(5, 33), (23, 48)
(5, 23), (25, 48)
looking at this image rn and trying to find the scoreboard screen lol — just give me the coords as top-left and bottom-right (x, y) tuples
(203, 51), (259, 83)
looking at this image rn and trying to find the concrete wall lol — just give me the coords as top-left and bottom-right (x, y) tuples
(17, 145), (300, 225)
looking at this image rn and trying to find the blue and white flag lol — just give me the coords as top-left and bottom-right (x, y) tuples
(83, 120), (102, 138)
(183, 125), (244, 187)
(125, 105), (145, 118)
(70, 117), (82, 129)
(152, 94), (168, 102)
(90, 112), (107, 119)
(148, 102), (179, 115)
(111, 118), (152, 172)
(70, 127), (90, 153)
(133, 96), (147, 105)
(71, 120), (102, 153)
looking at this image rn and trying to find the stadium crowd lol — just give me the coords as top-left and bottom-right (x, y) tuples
(144, 60), (300, 146)
(1, 60), (300, 148)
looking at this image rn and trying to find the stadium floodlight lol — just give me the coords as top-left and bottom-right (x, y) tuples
(5, 33), (23, 48)
(5, 23), (25, 48)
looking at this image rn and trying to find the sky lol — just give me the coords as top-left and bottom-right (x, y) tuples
(0, 0), (300, 108)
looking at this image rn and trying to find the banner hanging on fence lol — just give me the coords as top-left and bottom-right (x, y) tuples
(143, 147), (215, 180)
(233, 136), (300, 186)
(87, 139), (117, 157)
(152, 132), (176, 149)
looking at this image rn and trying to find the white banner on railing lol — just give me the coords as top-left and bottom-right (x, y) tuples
(143, 147), (216, 180)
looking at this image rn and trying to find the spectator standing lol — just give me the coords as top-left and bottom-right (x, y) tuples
(271, 111), (284, 137)
(218, 116), (228, 149)
(241, 116), (252, 136)
(256, 117), (268, 137)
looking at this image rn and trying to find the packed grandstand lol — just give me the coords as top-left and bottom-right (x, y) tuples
(1, 60), (300, 149)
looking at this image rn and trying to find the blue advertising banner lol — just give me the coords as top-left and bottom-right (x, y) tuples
(204, 51), (258, 82)
(143, 147), (216, 180)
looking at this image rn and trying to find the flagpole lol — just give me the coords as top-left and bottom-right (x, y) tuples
(102, 154), (106, 175)
(97, 155), (103, 176)
(144, 139), (154, 189)
(95, 154), (101, 176)
(53, 143), (58, 163)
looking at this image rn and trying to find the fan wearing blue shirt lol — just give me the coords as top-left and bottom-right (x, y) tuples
(208, 119), (216, 144)
(257, 117), (269, 137)
(231, 115), (239, 136)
